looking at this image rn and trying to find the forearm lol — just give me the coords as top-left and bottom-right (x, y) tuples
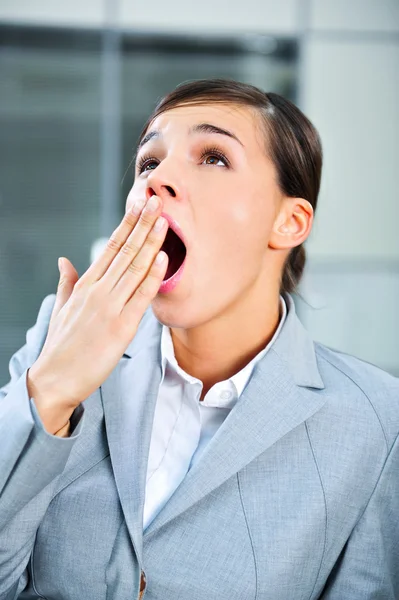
(0, 369), (84, 526)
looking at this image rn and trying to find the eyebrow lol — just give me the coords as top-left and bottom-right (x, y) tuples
(190, 123), (244, 146)
(137, 122), (244, 153)
(138, 130), (159, 150)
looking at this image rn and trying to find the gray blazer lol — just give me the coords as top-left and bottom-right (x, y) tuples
(0, 293), (398, 600)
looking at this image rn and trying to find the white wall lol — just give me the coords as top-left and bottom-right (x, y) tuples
(1, 0), (398, 373)
(0, 0), (300, 32)
(303, 38), (399, 260)
(299, 1), (399, 374)
(117, 0), (299, 34)
(0, 0), (107, 27)
(310, 0), (399, 32)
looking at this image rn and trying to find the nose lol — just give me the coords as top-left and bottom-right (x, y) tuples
(146, 184), (176, 201)
(145, 163), (181, 202)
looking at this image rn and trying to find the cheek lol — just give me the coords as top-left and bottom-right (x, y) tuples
(221, 189), (276, 253)
(199, 208), (270, 277)
(125, 182), (145, 210)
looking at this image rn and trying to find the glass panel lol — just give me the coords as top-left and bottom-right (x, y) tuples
(0, 26), (102, 383)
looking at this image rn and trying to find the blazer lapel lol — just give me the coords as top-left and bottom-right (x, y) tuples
(144, 294), (327, 537)
(144, 349), (326, 537)
(100, 311), (163, 566)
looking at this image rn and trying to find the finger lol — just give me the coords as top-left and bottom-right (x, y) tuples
(110, 215), (168, 306)
(50, 257), (79, 325)
(81, 198), (147, 286)
(102, 195), (163, 289)
(121, 250), (169, 322)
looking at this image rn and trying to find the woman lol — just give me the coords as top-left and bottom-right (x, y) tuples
(0, 79), (398, 600)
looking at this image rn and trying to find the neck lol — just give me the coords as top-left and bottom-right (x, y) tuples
(170, 286), (282, 398)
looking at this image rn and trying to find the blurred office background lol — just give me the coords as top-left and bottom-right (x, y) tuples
(0, 0), (398, 382)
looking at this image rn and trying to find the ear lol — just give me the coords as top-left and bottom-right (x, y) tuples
(269, 198), (313, 251)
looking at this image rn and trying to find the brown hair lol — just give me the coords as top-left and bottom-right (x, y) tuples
(139, 79), (323, 294)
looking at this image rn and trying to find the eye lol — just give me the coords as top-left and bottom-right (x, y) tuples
(204, 155), (225, 166)
(136, 155), (159, 174)
(200, 147), (230, 168)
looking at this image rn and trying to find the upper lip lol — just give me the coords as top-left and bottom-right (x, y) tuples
(160, 212), (187, 249)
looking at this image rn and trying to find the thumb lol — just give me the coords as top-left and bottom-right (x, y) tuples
(53, 257), (79, 318)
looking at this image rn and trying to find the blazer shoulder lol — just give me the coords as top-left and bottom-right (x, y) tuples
(315, 342), (399, 447)
(1, 294), (56, 393)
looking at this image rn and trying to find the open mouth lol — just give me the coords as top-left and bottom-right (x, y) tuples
(161, 226), (187, 281)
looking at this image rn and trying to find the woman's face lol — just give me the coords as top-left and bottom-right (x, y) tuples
(126, 102), (288, 328)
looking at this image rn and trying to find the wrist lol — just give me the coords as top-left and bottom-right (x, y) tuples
(27, 365), (77, 435)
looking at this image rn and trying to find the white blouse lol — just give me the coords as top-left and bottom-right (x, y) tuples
(142, 297), (287, 531)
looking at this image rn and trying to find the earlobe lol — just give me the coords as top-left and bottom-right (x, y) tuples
(269, 198), (313, 251)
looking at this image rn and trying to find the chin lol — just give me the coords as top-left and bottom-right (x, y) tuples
(151, 285), (233, 332)
(151, 293), (197, 329)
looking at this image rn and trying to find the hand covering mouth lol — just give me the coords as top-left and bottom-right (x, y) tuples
(160, 220), (187, 281)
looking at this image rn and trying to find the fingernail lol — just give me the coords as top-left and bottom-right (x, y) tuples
(154, 216), (166, 232)
(146, 196), (159, 212)
(58, 257), (64, 272)
(132, 199), (145, 216)
(155, 251), (166, 264)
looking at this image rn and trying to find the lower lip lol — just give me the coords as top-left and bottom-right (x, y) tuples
(158, 256), (187, 294)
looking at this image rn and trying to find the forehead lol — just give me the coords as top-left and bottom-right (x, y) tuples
(147, 103), (265, 148)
